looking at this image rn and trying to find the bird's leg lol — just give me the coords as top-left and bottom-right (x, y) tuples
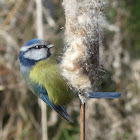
(78, 92), (87, 104)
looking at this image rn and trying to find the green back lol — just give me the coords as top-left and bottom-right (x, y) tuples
(30, 57), (72, 106)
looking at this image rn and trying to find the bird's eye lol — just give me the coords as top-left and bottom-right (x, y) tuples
(35, 45), (39, 49)
(35, 45), (44, 49)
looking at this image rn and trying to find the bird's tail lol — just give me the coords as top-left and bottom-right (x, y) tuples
(87, 92), (121, 99)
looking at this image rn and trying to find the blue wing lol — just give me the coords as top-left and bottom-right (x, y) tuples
(87, 92), (121, 99)
(37, 85), (72, 122)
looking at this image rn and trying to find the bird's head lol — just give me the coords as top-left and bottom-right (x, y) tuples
(18, 38), (53, 68)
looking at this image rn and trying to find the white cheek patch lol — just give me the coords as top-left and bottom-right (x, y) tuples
(24, 48), (47, 60)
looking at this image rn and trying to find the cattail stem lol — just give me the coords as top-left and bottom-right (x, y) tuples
(80, 101), (85, 140)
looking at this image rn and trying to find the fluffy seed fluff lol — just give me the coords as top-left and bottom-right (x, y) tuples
(60, 0), (105, 93)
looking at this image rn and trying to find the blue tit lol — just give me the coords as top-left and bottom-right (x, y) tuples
(18, 38), (121, 122)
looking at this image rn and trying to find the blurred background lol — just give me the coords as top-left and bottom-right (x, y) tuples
(0, 0), (140, 140)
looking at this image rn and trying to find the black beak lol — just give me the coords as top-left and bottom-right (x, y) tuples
(47, 44), (54, 48)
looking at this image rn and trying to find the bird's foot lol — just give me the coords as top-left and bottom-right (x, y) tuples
(78, 94), (87, 104)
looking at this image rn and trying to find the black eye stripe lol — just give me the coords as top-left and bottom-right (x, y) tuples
(34, 45), (47, 49)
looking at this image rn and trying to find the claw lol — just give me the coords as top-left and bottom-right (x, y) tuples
(78, 94), (87, 104)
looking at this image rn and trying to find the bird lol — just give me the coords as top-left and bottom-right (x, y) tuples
(18, 38), (121, 122)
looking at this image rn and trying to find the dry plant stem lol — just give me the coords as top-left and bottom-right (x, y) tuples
(40, 101), (48, 140)
(80, 101), (85, 140)
(2, 0), (23, 27)
(35, 0), (48, 140)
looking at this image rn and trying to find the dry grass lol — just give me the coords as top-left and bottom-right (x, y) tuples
(0, 0), (139, 140)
